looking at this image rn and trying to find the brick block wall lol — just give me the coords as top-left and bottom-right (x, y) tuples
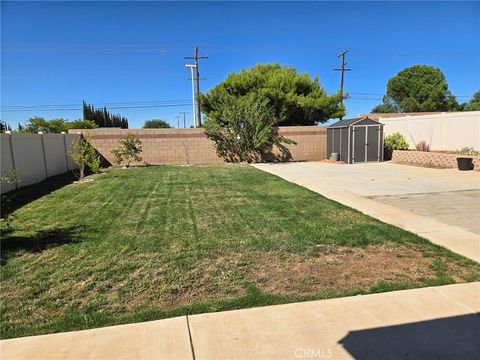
(68, 126), (327, 165)
(392, 150), (480, 170)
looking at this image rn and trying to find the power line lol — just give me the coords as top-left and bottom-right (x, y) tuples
(346, 97), (383, 101)
(0, 103), (192, 112)
(349, 92), (472, 98)
(1, 99), (191, 109)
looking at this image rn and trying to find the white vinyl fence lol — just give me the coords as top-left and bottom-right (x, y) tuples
(381, 111), (480, 151)
(1, 133), (80, 194)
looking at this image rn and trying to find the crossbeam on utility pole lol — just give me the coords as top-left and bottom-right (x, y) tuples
(334, 49), (351, 105)
(184, 46), (208, 127)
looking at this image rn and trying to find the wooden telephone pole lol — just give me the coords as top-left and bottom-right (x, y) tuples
(334, 49), (351, 104)
(185, 46), (208, 127)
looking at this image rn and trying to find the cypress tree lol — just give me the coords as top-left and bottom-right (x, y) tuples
(82, 101), (129, 128)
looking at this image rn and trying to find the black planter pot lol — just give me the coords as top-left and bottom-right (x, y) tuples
(456, 157), (474, 171)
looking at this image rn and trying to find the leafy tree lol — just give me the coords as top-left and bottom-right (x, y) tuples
(0, 120), (12, 132)
(111, 134), (143, 167)
(19, 117), (68, 133)
(463, 90), (480, 111)
(202, 64), (345, 126)
(204, 93), (296, 162)
(69, 136), (101, 180)
(143, 119), (171, 128)
(372, 65), (458, 113)
(66, 119), (98, 130)
(384, 132), (409, 160)
(18, 118), (98, 133)
(371, 97), (400, 113)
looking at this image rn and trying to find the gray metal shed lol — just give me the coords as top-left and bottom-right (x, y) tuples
(327, 117), (384, 164)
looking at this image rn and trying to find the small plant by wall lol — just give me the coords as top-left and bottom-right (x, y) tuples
(384, 132), (409, 160)
(0, 169), (20, 184)
(69, 137), (101, 180)
(457, 147), (479, 156)
(415, 140), (430, 152)
(111, 134), (143, 167)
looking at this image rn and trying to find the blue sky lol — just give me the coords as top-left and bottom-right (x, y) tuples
(1, 1), (479, 129)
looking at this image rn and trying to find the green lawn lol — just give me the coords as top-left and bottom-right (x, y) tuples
(1, 165), (479, 339)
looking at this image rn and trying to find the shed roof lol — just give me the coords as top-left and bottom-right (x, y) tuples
(327, 117), (382, 128)
(327, 117), (366, 128)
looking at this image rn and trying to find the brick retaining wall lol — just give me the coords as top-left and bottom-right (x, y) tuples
(392, 150), (480, 171)
(69, 126), (327, 165)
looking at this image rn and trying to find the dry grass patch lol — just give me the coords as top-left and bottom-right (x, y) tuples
(188, 245), (435, 300)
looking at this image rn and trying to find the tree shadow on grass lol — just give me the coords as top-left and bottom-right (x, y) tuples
(1, 226), (85, 265)
(1, 172), (77, 218)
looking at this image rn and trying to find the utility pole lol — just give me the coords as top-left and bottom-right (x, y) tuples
(334, 49), (351, 104)
(179, 112), (189, 128)
(174, 116), (181, 129)
(185, 46), (208, 127)
(185, 64), (197, 127)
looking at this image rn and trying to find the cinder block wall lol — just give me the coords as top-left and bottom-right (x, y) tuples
(68, 126), (327, 165)
(392, 150), (480, 171)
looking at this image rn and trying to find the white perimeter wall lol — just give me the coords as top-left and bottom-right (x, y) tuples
(381, 111), (480, 151)
(1, 133), (79, 194)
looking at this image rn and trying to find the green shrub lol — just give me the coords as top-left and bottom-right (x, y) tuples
(457, 147), (479, 156)
(0, 169), (20, 184)
(69, 137), (101, 180)
(111, 134), (143, 167)
(384, 132), (409, 160)
(203, 93), (296, 162)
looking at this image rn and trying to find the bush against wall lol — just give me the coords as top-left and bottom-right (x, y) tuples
(0, 169), (20, 184)
(415, 140), (430, 152)
(111, 134), (143, 167)
(204, 93), (296, 163)
(384, 132), (409, 160)
(69, 136), (101, 180)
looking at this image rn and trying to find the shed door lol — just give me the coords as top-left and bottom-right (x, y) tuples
(352, 127), (366, 163)
(366, 125), (381, 162)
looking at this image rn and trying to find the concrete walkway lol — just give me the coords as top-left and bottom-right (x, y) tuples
(2, 282), (479, 359)
(253, 162), (480, 262)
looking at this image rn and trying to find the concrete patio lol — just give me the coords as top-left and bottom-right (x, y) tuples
(253, 162), (480, 262)
(2, 282), (479, 359)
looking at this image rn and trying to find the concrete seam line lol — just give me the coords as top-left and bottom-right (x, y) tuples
(186, 315), (197, 360)
(429, 285), (478, 314)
